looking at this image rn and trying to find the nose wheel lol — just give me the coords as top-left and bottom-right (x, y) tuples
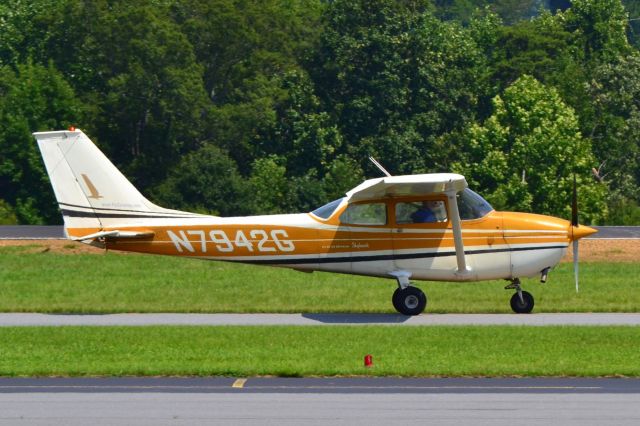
(392, 286), (427, 316)
(510, 291), (534, 313)
(505, 278), (535, 314)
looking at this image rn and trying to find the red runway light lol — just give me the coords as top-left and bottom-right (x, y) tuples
(364, 354), (373, 367)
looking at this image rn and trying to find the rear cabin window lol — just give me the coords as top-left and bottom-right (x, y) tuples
(340, 202), (387, 226)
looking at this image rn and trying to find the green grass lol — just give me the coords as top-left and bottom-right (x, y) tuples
(1, 245), (639, 313)
(0, 326), (638, 377)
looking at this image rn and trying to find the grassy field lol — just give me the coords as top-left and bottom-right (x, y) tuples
(0, 325), (638, 377)
(1, 245), (639, 379)
(0, 245), (639, 313)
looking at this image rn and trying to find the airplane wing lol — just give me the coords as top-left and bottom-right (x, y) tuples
(345, 173), (467, 202)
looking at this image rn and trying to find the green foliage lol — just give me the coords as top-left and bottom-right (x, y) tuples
(263, 71), (343, 176)
(0, 199), (17, 225)
(454, 76), (607, 223)
(316, 0), (487, 174)
(0, 0), (71, 67)
(492, 18), (573, 87)
(172, 0), (324, 178)
(604, 196), (640, 225)
(287, 170), (327, 213)
(322, 156), (365, 201)
(563, 0), (631, 62)
(433, 0), (546, 25)
(1, 0), (639, 223)
(584, 53), (640, 202)
(247, 151), (363, 215)
(248, 156), (289, 214)
(624, 0), (640, 48)
(0, 60), (81, 224)
(172, 0), (322, 104)
(73, 2), (210, 187)
(151, 144), (251, 216)
(490, 0), (540, 25)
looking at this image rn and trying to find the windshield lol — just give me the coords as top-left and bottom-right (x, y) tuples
(311, 197), (345, 219)
(457, 189), (493, 220)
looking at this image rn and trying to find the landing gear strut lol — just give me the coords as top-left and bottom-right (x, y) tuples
(390, 273), (427, 315)
(505, 278), (534, 314)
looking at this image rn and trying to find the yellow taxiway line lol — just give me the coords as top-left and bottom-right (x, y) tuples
(232, 378), (247, 389)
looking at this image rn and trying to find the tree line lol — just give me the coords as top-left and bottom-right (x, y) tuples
(0, 0), (638, 225)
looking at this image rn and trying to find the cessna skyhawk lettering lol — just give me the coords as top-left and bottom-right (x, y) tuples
(34, 129), (596, 315)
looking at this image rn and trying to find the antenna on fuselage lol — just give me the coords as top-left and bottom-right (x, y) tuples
(368, 156), (392, 177)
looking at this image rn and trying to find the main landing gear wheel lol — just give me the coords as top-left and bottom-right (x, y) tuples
(510, 291), (534, 314)
(392, 286), (427, 316)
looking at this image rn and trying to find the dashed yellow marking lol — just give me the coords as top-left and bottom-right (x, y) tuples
(232, 378), (247, 389)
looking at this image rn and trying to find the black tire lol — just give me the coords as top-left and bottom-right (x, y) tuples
(392, 288), (402, 312)
(510, 291), (534, 314)
(392, 287), (427, 316)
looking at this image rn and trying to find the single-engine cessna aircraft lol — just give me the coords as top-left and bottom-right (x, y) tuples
(34, 129), (597, 315)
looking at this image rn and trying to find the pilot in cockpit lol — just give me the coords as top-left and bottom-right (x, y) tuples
(411, 200), (446, 223)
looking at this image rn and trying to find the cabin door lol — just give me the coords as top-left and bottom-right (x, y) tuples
(337, 201), (394, 277)
(391, 198), (455, 280)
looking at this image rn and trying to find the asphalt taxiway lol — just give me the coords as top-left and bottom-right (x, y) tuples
(1, 312), (640, 326)
(2, 377), (640, 394)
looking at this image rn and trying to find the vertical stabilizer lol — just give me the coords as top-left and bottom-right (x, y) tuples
(34, 129), (198, 237)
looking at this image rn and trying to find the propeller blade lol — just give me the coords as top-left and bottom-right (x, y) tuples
(573, 239), (579, 293)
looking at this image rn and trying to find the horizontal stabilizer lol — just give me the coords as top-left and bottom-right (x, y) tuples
(71, 230), (155, 242)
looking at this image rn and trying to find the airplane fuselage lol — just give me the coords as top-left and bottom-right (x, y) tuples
(68, 208), (573, 283)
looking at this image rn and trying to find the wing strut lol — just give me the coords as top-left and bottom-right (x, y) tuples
(446, 190), (470, 276)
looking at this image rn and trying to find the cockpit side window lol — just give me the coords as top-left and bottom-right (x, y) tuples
(396, 200), (448, 224)
(457, 188), (493, 220)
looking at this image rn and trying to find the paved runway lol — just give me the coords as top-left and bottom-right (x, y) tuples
(1, 312), (640, 326)
(1, 378), (640, 426)
(0, 225), (65, 239)
(1, 393), (639, 426)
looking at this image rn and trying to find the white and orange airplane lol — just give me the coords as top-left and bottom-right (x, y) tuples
(34, 129), (596, 315)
